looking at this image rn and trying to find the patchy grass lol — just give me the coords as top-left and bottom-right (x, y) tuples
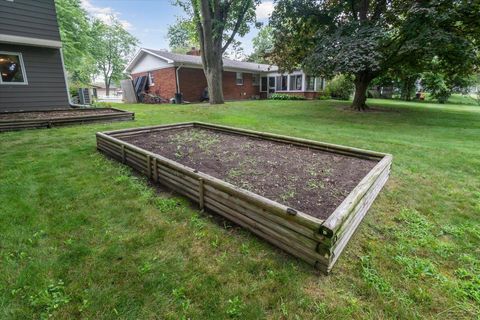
(1, 99), (479, 319)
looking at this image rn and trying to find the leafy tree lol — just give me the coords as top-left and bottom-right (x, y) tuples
(90, 18), (138, 96)
(270, 0), (480, 110)
(173, 0), (260, 104)
(55, 0), (95, 85)
(168, 18), (247, 60)
(324, 75), (354, 100)
(248, 25), (274, 64)
(224, 40), (247, 61)
(422, 70), (476, 103)
(167, 18), (199, 53)
(421, 72), (451, 103)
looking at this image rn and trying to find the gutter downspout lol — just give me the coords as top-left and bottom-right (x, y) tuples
(175, 63), (184, 94)
(60, 48), (90, 108)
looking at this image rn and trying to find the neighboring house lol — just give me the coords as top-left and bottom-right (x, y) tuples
(91, 82), (122, 98)
(125, 48), (325, 103)
(0, 0), (70, 112)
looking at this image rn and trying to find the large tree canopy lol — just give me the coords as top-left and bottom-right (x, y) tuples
(270, 0), (480, 110)
(56, 0), (138, 96)
(167, 17), (247, 60)
(248, 25), (275, 64)
(55, 0), (95, 85)
(90, 18), (138, 96)
(167, 18), (199, 53)
(173, 0), (259, 104)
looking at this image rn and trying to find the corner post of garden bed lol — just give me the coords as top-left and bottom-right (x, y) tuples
(322, 154), (392, 234)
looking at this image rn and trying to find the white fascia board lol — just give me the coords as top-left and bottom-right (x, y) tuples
(224, 67), (271, 73)
(142, 49), (175, 64)
(124, 48), (174, 73)
(0, 34), (62, 48)
(177, 63), (271, 74)
(124, 49), (144, 73)
(265, 70), (303, 77)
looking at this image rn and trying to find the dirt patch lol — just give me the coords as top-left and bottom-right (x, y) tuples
(0, 109), (120, 121)
(120, 127), (378, 220)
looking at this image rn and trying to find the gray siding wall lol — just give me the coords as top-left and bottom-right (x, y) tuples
(0, 0), (61, 41)
(0, 44), (69, 112)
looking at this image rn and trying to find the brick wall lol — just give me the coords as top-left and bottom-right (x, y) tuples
(222, 71), (260, 100)
(178, 68), (261, 102)
(133, 67), (262, 102)
(132, 67), (177, 100)
(177, 68), (207, 102)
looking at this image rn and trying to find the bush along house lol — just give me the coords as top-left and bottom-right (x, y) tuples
(125, 47), (326, 103)
(0, 0), (70, 112)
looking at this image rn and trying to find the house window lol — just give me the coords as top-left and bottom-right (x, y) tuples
(306, 76), (315, 91)
(289, 75), (302, 91)
(275, 75), (287, 91)
(280, 76), (288, 91)
(236, 72), (244, 85)
(260, 76), (268, 92)
(269, 77), (275, 89)
(252, 74), (260, 86)
(147, 72), (154, 86)
(0, 52), (27, 85)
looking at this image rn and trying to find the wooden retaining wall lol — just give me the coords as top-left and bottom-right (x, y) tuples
(96, 122), (392, 273)
(0, 108), (134, 132)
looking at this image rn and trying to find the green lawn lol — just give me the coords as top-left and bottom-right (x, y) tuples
(1, 99), (479, 319)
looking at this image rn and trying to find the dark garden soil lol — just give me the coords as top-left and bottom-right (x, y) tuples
(0, 109), (120, 121)
(120, 127), (378, 220)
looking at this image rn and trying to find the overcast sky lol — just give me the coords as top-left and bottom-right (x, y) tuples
(80, 0), (275, 54)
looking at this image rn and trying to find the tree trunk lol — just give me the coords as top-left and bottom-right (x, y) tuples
(105, 79), (110, 97)
(351, 73), (373, 111)
(197, 0), (225, 105)
(204, 60), (224, 104)
(400, 76), (416, 101)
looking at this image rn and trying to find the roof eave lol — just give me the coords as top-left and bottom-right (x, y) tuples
(124, 48), (175, 73)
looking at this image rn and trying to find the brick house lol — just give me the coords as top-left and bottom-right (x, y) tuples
(124, 48), (326, 102)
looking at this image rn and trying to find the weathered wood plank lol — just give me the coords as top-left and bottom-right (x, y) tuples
(320, 155), (392, 237)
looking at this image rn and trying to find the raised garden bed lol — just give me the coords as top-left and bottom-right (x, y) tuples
(96, 122), (392, 273)
(0, 108), (134, 132)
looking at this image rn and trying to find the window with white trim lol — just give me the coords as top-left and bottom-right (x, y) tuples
(276, 75), (288, 91)
(306, 75), (315, 91)
(236, 72), (244, 85)
(0, 52), (27, 85)
(289, 75), (302, 90)
(252, 74), (260, 86)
